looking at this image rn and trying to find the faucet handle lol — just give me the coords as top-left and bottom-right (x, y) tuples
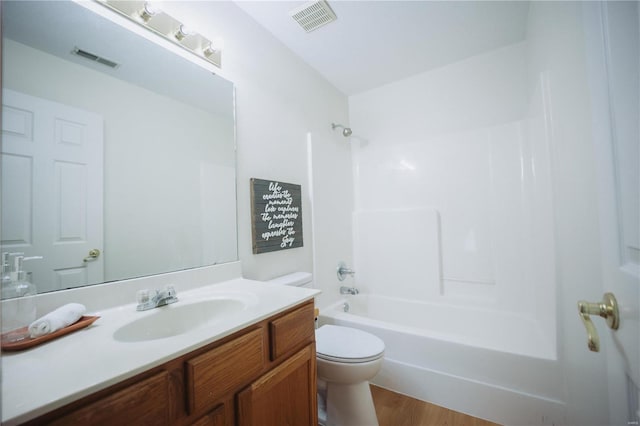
(136, 289), (150, 304)
(165, 285), (176, 297)
(337, 261), (355, 281)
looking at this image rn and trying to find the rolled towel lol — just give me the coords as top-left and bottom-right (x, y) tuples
(28, 303), (86, 338)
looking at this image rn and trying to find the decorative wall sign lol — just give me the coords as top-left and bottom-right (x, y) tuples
(250, 178), (303, 254)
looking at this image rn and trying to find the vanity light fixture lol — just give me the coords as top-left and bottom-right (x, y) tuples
(100, 0), (222, 68)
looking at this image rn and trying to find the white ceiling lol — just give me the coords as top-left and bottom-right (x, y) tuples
(236, 0), (530, 95)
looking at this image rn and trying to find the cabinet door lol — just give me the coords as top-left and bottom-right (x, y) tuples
(269, 302), (315, 361)
(50, 371), (170, 425)
(237, 344), (317, 426)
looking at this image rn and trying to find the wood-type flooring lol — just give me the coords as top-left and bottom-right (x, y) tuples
(371, 385), (501, 426)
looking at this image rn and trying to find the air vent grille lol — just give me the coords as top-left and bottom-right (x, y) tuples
(72, 47), (120, 69)
(290, 0), (337, 33)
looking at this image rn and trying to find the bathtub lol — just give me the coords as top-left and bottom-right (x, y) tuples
(318, 295), (567, 426)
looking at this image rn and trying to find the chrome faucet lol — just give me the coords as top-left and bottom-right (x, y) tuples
(340, 286), (359, 295)
(136, 286), (178, 311)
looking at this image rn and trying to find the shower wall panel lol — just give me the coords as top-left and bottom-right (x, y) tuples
(349, 41), (556, 347)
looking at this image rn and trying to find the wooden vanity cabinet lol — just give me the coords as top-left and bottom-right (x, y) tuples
(27, 300), (316, 426)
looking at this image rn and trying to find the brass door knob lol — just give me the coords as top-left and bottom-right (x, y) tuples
(577, 292), (619, 352)
(83, 249), (101, 263)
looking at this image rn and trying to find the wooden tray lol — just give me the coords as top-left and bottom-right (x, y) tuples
(1, 315), (100, 352)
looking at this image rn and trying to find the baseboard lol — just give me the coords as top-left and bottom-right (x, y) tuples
(372, 358), (566, 426)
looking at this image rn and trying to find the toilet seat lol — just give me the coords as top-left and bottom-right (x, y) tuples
(316, 325), (385, 364)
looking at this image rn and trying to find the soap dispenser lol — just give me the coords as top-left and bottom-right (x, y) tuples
(1, 252), (24, 291)
(10, 255), (39, 297)
(1, 255), (41, 334)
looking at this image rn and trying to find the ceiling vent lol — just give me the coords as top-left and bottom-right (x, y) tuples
(72, 47), (120, 69)
(289, 0), (337, 33)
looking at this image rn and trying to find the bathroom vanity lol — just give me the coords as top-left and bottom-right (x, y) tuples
(1, 279), (319, 426)
(33, 301), (315, 425)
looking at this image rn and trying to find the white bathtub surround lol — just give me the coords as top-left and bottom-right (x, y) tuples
(349, 46), (556, 355)
(350, 121), (557, 339)
(320, 297), (565, 426)
(344, 29), (571, 424)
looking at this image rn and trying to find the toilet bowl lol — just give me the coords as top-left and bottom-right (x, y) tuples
(316, 324), (385, 426)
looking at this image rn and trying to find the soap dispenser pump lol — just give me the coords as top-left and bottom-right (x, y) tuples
(1, 252), (13, 287)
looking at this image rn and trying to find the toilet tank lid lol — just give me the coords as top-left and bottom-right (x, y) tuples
(266, 272), (312, 287)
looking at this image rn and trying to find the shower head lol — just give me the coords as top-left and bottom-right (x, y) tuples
(331, 123), (352, 137)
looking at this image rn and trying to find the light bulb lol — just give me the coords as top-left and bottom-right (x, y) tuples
(139, 2), (160, 22)
(203, 38), (224, 56)
(211, 37), (225, 51)
(175, 24), (194, 41)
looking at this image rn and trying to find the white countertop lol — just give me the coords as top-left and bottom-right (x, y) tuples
(1, 278), (319, 425)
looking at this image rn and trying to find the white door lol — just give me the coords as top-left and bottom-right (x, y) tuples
(583, 2), (640, 424)
(1, 89), (104, 293)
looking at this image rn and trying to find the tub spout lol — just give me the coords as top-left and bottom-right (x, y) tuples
(340, 286), (359, 295)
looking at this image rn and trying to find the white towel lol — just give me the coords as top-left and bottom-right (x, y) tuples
(28, 303), (86, 338)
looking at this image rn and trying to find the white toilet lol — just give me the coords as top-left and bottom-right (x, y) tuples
(316, 324), (385, 426)
(267, 272), (386, 426)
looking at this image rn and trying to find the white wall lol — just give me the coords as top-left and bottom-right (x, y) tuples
(349, 42), (557, 358)
(145, 2), (352, 307)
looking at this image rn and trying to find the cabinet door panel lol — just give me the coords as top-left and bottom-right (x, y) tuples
(237, 344), (317, 426)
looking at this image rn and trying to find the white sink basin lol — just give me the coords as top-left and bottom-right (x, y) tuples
(113, 298), (247, 342)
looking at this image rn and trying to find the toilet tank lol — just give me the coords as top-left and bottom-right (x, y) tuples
(266, 272), (313, 288)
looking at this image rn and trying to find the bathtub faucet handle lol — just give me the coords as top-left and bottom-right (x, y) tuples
(337, 261), (355, 281)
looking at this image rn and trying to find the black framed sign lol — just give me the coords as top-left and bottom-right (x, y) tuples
(250, 178), (303, 254)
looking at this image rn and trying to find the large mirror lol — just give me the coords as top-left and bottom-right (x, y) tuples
(1, 1), (237, 296)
